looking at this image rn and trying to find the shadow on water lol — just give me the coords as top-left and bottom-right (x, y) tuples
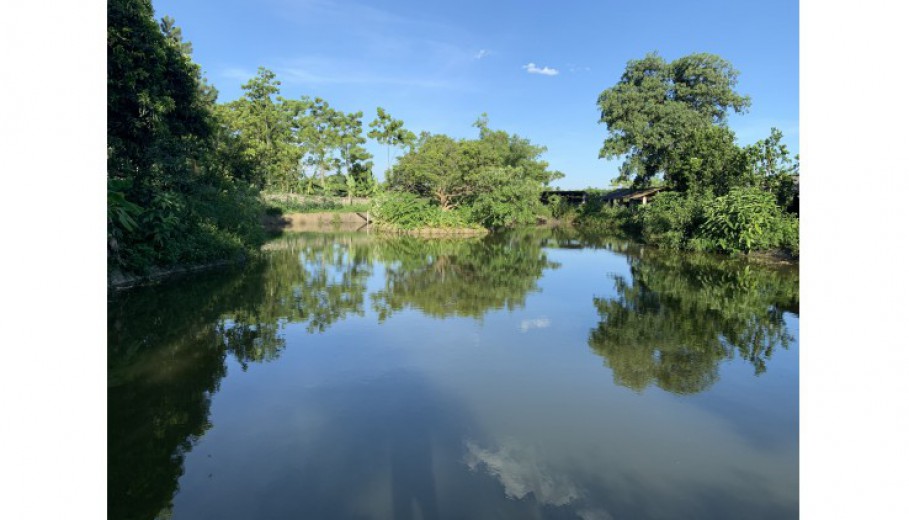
(108, 264), (268, 520)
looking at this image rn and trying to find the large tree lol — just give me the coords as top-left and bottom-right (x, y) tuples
(389, 116), (561, 213)
(108, 0), (265, 273)
(220, 68), (301, 191)
(294, 96), (341, 191)
(597, 52), (751, 189)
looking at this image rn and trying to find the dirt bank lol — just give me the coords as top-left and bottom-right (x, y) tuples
(263, 211), (370, 232)
(371, 225), (489, 237)
(108, 258), (241, 290)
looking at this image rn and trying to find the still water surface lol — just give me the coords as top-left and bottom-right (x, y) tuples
(109, 229), (798, 520)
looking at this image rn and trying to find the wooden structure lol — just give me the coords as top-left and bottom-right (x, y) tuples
(539, 190), (590, 205)
(601, 187), (666, 206)
(541, 187), (667, 207)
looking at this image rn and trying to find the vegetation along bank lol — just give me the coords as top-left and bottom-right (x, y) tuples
(108, 0), (798, 283)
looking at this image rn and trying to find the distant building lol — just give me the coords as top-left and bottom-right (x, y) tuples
(541, 187), (667, 207)
(600, 187), (666, 206)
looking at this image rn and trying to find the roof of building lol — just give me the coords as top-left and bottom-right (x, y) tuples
(601, 186), (666, 201)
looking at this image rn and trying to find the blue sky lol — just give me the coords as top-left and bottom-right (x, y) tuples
(154, 0), (798, 189)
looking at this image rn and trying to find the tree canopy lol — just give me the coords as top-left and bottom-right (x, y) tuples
(385, 116), (562, 227)
(368, 107), (416, 174)
(597, 52), (751, 189)
(107, 0), (266, 273)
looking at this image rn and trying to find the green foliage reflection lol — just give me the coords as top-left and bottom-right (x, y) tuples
(108, 266), (268, 520)
(371, 233), (560, 320)
(588, 251), (798, 394)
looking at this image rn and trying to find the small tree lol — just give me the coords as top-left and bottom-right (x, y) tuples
(368, 107), (416, 178)
(743, 128), (799, 209)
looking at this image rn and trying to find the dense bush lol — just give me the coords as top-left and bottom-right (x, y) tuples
(108, 0), (266, 274)
(576, 188), (799, 256)
(468, 169), (542, 228)
(545, 194), (577, 221)
(778, 214), (799, 257)
(638, 192), (706, 250)
(370, 192), (476, 230)
(699, 187), (785, 253)
(576, 203), (634, 235)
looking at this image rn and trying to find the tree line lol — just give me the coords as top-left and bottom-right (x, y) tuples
(576, 52), (800, 255)
(108, 0), (434, 274)
(109, 0), (798, 277)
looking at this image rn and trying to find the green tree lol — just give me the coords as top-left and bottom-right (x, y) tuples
(388, 116), (560, 216)
(390, 133), (471, 209)
(107, 0), (265, 273)
(597, 52), (751, 188)
(368, 107), (416, 177)
(663, 125), (746, 195)
(336, 111), (374, 203)
(159, 15), (192, 54)
(220, 68), (301, 191)
(295, 97), (342, 191)
(743, 128), (799, 209)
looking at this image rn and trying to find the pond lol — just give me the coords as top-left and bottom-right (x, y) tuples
(108, 228), (799, 520)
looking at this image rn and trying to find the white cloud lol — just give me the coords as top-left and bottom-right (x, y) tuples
(475, 49), (489, 59)
(567, 64), (591, 73)
(523, 62), (559, 76)
(465, 440), (580, 506)
(464, 439), (614, 519)
(520, 317), (551, 332)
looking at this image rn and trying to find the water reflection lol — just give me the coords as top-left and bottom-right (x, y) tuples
(588, 250), (798, 394)
(371, 233), (559, 320)
(108, 232), (559, 519)
(108, 267), (262, 520)
(465, 440), (613, 519)
(108, 229), (798, 519)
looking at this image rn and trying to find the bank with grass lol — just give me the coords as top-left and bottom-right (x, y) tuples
(109, 3), (797, 285)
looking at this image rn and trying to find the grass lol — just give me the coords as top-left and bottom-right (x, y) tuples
(262, 193), (371, 215)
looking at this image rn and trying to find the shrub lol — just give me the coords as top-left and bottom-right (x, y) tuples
(370, 191), (474, 229)
(638, 192), (706, 250)
(699, 187), (783, 253)
(545, 194), (576, 221)
(468, 175), (542, 228)
(576, 204), (635, 235)
(777, 213), (799, 257)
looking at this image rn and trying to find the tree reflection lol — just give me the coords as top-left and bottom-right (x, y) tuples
(371, 233), (559, 320)
(109, 230), (798, 518)
(108, 266), (266, 520)
(588, 251), (798, 394)
(233, 233), (374, 335)
(109, 232), (556, 519)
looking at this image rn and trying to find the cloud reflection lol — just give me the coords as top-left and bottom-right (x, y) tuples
(464, 439), (613, 519)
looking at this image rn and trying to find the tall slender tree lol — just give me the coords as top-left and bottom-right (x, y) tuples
(220, 68), (301, 191)
(336, 111), (373, 203)
(368, 107), (416, 178)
